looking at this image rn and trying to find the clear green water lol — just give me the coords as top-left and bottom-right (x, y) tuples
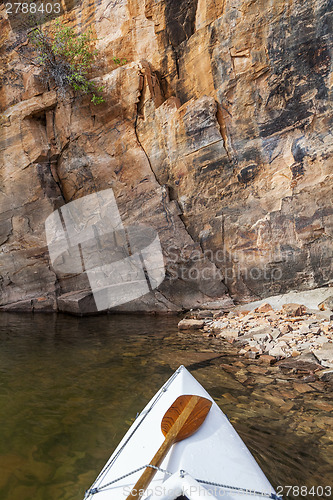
(0, 313), (332, 500)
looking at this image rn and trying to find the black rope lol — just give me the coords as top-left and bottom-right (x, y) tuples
(196, 477), (282, 499)
(86, 464), (282, 500)
(86, 464), (173, 496)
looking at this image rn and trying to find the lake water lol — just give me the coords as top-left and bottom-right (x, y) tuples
(0, 313), (332, 500)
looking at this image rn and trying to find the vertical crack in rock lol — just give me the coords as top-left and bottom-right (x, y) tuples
(172, 46), (180, 79)
(0, 215), (14, 246)
(47, 157), (66, 203)
(47, 109), (67, 204)
(239, 270), (262, 301)
(134, 83), (176, 233)
(216, 102), (233, 164)
(134, 69), (161, 186)
(134, 73), (230, 301)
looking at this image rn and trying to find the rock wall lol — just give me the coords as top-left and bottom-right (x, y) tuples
(0, 0), (332, 313)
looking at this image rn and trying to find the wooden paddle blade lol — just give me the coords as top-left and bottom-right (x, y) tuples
(161, 394), (212, 443)
(126, 394), (212, 500)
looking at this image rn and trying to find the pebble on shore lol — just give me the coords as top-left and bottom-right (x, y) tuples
(178, 301), (333, 377)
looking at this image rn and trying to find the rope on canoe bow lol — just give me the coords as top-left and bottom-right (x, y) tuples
(85, 464), (173, 496)
(85, 466), (282, 499)
(85, 367), (184, 496)
(181, 470), (283, 500)
(194, 477), (283, 500)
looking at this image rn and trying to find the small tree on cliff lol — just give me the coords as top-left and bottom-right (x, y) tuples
(28, 21), (105, 104)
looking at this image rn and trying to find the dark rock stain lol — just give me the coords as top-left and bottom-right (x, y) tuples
(165, 0), (199, 49)
(290, 163), (305, 179)
(237, 164), (259, 184)
(261, 2), (331, 138)
(295, 207), (333, 232)
(291, 137), (308, 164)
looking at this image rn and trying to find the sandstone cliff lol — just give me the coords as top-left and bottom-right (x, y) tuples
(0, 0), (332, 313)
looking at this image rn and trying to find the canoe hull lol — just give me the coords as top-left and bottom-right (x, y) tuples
(84, 366), (280, 500)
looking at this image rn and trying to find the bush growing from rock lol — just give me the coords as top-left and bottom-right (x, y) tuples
(28, 20), (105, 104)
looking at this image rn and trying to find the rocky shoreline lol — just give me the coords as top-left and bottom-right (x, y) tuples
(178, 297), (333, 382)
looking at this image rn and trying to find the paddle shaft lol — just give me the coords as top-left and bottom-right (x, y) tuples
(125, 395), (201, 500)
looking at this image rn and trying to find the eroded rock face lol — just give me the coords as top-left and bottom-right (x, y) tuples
(0, 0), (332, 313)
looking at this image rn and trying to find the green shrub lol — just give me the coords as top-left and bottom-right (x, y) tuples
(113, 57), (127, 66)
(28, 20), (105, 104)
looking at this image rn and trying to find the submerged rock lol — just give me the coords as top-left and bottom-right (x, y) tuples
(317, 369), (333, 382)
(276, 352), (322, 372)
(259, 355), (276, 365)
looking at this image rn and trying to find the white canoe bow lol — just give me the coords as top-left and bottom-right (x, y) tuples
(84, 365), (282, 500)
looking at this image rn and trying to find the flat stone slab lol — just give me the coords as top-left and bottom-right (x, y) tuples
(200, 297), (235, 310)
(232, 286), (333, 312)
(318, 295), (333, 311)
(0, 296), (56, 313)
(313, 343), (333, 368)
(57, 290), (98, 315)
(277, 351), (322, 371)
(216, 328), (240, 340)
(178, 319), (205, 330)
